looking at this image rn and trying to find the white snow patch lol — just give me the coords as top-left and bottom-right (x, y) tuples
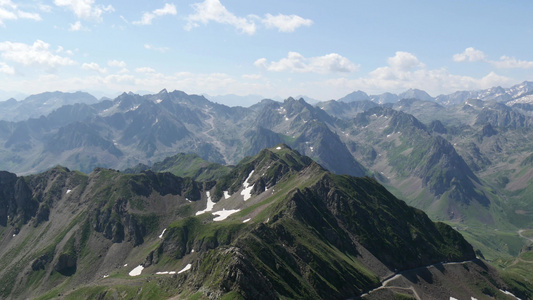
(212, 209), (240, 221)
(124, 264), (128, 267)
(196, 192), (215, 215)
(240, 170), (255, 201)
(156, 271), (169, 275)
(159, 228), (167, 239)
(129, 265), (144, 276)
(156, 99), (163, 103)
(499, 290), (522, 300)
(243, 218), (251, 223)
(310, 147), (314, 152)
(103, 274), (109, 278)
(285, 117), (289, 121)
(471, 297), (478, 300)
(276, 146), (281, 150)
(450, 298), (458, 300)
(191, 249), (195, 253)
(66, 189), (72, 194)
(178, 263), (192, 274)
(12, 234), (16, 237)
(223, 191), (231, 199)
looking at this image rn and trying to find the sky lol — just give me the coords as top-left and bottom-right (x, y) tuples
(1, 0), (533, 104)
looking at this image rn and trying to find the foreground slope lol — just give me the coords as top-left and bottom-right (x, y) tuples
(0, 145), (524, 299)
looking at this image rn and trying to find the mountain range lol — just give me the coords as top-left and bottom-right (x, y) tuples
(1, 82), (533, 298)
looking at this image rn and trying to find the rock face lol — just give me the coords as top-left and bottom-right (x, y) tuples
(54, 253), (77, 275)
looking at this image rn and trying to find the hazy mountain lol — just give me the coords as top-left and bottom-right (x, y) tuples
(0, 145), (524, 299)
(0, 91), (98, 122)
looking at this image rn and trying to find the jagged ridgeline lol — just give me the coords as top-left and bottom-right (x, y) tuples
(0, 145), (522, 299)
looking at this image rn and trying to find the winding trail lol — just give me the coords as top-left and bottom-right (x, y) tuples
(359, 259), (477, 299)
(518, 229), (533, 243)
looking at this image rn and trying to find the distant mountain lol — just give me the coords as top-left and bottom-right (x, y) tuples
(203, 94), (267, 107)
(0, 145), (523, 299)
(0, 91), (98, 122)
(337, 81), (533, 107)
(338, 90), (370, 102)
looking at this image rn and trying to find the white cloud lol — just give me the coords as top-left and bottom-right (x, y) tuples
(135, 67), (156, 73)
(0, 0), (42, 26)
(108, 60), (126, 68)
(255, 52), (358, 74)
(54, 0), (114, 22)
(491, 55), (533, 69)
(186, 0), (256, 35)
(262, 13), (312, 32)
(454, 47), (533, 69)
(0, 40), (75, 69)
(133, 3), (177, 25)
(0, 61), (14, 74)
(82, 62), (106, 73)
(387, 51), (424, 71)
(242, 73), (261, 80)
(69, 20), (87, 31)
(453, 47), (487, 62)
(144, 44), (170, 53)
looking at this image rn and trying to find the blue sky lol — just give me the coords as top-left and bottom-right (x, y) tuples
(1, 0), (533, 103)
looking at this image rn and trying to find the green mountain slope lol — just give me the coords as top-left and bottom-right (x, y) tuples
(0, 145), (523, 299)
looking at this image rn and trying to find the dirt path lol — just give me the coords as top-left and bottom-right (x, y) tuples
(518, 229), (533, 243)
(359, 259), (476, 299)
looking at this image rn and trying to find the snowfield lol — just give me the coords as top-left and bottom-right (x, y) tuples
(212, 209), (240, 221)
(196, 191), (215, 215)
(241, 170), (254, 201)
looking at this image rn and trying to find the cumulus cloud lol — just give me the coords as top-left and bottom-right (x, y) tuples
(144, 44), (170, 53)
(262, 13), (312, 32)
(134, 3), (177, 25)
(454, 47), (533, 69)
(0, 61), (14, 74)
(69, 20), (87, 31)
(453, 47), (487, 62)
(387, 51), (424, 71)
(54, 0), (114, 22)
(82, 62), (106, 73)
(108, 60), (126, 68)
(0, 40), (75, 69)
(186, 0), (256, 34)
(135, 67), (156, 73)
(0, 0), (42, 26)
(491, 55), (533, 69)
(255, 52), (358, 74)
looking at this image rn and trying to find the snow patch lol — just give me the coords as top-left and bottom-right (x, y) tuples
(66, 189), (72, 194)
(156, 271), (169, 275)
(196, 191), (215, 215)
(212, 209), (240, 221)
(240, 170), (255, 201)
(499, 290), (522, 300)
(124, 264), (128, 267)
(223, 191), (231, 199)
(191, 249), (195, 253)
(103, 274), (109, 278)
(178, 263), (192, 274)
(243, 218), (251, 223)
(276, 146), (281, 150)
(156, 99), (163, 103)
(129, 265), (144, 276)
(159, 228), (166, 239)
